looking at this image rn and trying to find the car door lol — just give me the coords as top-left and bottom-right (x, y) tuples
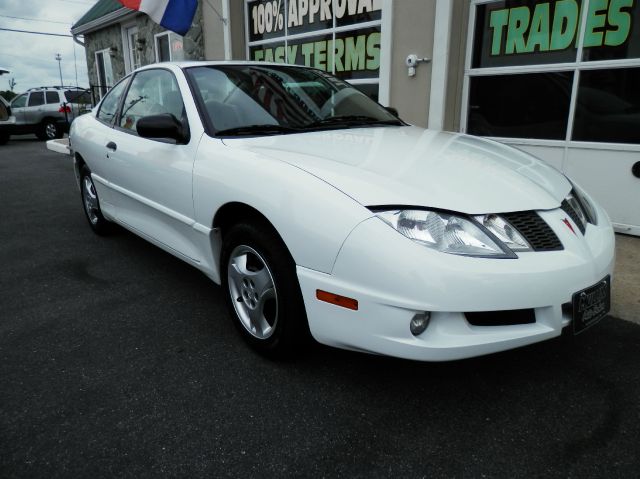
(80, 77), (131, 216)
(10, 93), (27, 125)
(104, 68), (201, 262)
(25, 91), (45, 125)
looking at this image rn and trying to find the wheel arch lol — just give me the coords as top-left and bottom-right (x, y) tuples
(210, 201), (294, 282)
(73, 152), (86, 190)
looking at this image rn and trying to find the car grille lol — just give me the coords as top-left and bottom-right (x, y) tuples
(500, 211), (563, 252)
(561, 199), (586, 234)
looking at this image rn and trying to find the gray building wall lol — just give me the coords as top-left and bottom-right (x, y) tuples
(85, 23), (126, 88)
(202, 0), (226, 59)
(387, 1), (437, 127)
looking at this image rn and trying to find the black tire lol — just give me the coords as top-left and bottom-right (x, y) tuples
(36, 119), (63, 141)
(0, 132), (9, 145)
(79, 165), (111, 235)
(221, 219), (310, 358)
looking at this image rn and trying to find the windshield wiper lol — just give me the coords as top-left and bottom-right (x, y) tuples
(305, 115), (403, 129)
(215, 124), (301, 136)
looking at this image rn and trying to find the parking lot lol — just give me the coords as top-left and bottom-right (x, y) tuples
(1, 137), (639, 478)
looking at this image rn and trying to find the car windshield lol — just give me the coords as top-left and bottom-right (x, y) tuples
(186, 65), (403, 136)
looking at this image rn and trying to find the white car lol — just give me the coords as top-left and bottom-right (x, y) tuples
(65, 62), (615, 361)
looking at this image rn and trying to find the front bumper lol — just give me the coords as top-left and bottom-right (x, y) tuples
(297, 205), (615, 361)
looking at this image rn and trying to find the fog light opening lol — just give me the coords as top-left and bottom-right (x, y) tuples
(410, 312), (431, 336)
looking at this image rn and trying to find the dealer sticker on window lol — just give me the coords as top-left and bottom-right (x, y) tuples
(572, 276), (611, 335)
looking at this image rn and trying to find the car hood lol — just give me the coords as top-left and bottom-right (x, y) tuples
(222, 126), (571, 214)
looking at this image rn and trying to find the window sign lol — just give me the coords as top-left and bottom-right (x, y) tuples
(467, 0), (640, 144)
(472, 0), (639, 68)
(245, 0), (383, 99)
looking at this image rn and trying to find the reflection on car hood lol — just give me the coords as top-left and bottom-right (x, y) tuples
(222, 126), (571, 214)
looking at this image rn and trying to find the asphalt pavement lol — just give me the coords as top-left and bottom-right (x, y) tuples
(1, 137), (639, 478)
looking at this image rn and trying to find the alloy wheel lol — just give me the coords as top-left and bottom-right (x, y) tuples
(82, 175), (99, 225)
(227, 245), (279, 340)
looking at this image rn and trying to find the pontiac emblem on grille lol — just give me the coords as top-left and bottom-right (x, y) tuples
(562, 218), (576, 235)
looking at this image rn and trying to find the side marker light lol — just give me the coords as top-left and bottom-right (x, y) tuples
(316, 290), (359, 311)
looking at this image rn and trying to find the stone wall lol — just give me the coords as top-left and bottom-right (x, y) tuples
(84, 23), (126, 88)
(83, 2), (204, 89)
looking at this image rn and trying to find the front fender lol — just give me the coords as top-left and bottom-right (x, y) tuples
(193, 135), (373, 274)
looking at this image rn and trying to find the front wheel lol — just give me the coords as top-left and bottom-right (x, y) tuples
(80, 166), (110, 235)
(221, 220), (310, 357)
(0, 132), (9, 145)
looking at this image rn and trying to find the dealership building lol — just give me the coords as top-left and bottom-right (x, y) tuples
(74, 0), (639, 235)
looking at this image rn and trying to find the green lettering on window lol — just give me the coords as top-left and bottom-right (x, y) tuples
(605, 0), (634, 46)
(584, 0), (608, 47)
(490, 9), (509, 55)
(505, 7), (530, 54)
(526, 2), (551, 52)
(550, 0), (579, 50)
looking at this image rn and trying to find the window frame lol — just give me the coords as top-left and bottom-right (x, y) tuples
(27, 91), (45, 107)
(114, 67), (190, 142)
(462, 0), (640, 152)
(95, 48), (114, 99)
(45, 91), (60, 104)
(96, 75), (132, 127)
(242, 0), (393, 105)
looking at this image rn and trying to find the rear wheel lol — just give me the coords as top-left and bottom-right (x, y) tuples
(0, 132), (8, 145)
(80, 165), (110, 235)
(221, 220), (310, 357)
(36, 119), (62, 141)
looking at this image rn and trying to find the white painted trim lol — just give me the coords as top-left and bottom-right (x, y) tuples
(460, 1), (476, 134)
(483, 136), (640, 152)
(244, 0), (251, 61)
(378, 0), (393, 106)
(613, 223), (640, 236)
(94, 48), (112, 98)
(245, 19), (383, 47)
(427, 0), (452, 130)
(154, 31), (169, 63)
(222, 0), (233, 60)
(346, 78), (380, 85)
(121, 21), (138, 74)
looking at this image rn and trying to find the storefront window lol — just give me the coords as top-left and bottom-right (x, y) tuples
(582, 0), (640, 61)
(468, 72), (573, 140)
(573, 67), (640, 143)
(245, 0), (383, 99)
(466, 0), (640, 144)
(472, 0), (582, 68)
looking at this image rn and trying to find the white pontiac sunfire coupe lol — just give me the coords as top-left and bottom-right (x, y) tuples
(67, 62), (615, 361)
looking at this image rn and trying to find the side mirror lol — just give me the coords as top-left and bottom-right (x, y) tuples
(385, 106), (399, 117)
(137, 113), (188, 144)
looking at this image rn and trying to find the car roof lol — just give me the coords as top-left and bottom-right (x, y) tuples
(135, 60), (310, 72)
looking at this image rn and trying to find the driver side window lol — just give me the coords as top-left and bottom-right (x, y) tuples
(119, 69), (184, 133)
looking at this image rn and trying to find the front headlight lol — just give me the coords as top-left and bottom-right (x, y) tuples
(375, 209), (516, 258)
(570, 185), (597, 225)
(562, 184), (598, 234)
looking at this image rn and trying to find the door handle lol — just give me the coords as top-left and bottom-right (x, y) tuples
(106, 141), (117, 151)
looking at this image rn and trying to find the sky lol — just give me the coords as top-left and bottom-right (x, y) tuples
(0, 0), (97, 92)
